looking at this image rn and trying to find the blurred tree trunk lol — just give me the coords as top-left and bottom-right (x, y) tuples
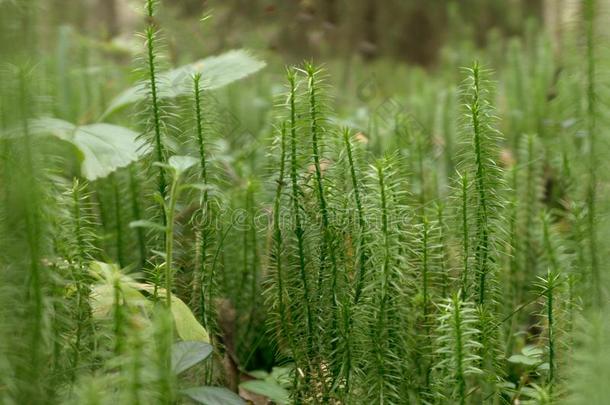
(361, 0), (378, 60)
(99, 0), (119, 39)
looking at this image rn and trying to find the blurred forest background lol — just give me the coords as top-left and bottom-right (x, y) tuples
(3, 0), (586, 67)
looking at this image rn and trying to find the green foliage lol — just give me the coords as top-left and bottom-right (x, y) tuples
(0, 1), (608, 404)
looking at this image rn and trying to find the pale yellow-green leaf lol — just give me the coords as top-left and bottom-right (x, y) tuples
(171, 296), (210, 343)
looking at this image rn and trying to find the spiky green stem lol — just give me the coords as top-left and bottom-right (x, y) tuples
(343, 129), (368, 305)
(144, 1), (167, 208)
(460, 172), (470, 299)
(129, 165), (147, 269)
(469, 63), (491, 305)
(164, 174), (180, 308)
(287, 69), (314, 360)
(110, 173), (125, 267)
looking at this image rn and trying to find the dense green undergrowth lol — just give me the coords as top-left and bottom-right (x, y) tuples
(0, 0), (609, 404)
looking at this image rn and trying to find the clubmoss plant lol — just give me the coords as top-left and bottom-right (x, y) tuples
(462, 61), (505, 306)
(434, 292), (482, 405)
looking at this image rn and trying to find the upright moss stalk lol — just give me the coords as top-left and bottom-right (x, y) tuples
(128, 165), (147, 269)
(366, 159), (403, 404)
(421, 216), (430, 318)
(305, 64), (339, 325)
(434, 293), (481, 405)
(463, 62), (503, 305)
(287, 69), (314, 357)
(375, 160), (391, 402)
(192, 73), (214, 331)
(469, 63), (491, 305)
(66, 179), (95, 380)
(584, 0), (600, 306)
(536, 269), (561, 394)
(17, 66), (47, 402)
(164, 169), (180, 308)
(110, 173), (125, 267)
(270, 123), (294, 351)
(459, 172), (470, 299)
(436, 203), (449, 298)
(144, 0), (167, 206)
(343, 128), (368, 304)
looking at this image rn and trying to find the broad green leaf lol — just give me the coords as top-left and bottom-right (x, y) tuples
(132, 283), (210, 343)
(103, 49), (266, 117)
(522, 346), (543, 358)
(30, 118), (145, 180)
(168, 155), (198, 175)
(239, 380), (290, 405)
(507, 354), (539, 366)
(182, 387), (245, 405)
(171, 295), (210, 343)
(172, 341), (213, 375)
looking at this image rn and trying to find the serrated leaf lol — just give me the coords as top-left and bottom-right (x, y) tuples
(103, 50), (266, 117)
(239, 380), (290, 405)
(29, 118), (145, 180)
(182, 387), (245, 405)
(172, 341), (213, 375)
